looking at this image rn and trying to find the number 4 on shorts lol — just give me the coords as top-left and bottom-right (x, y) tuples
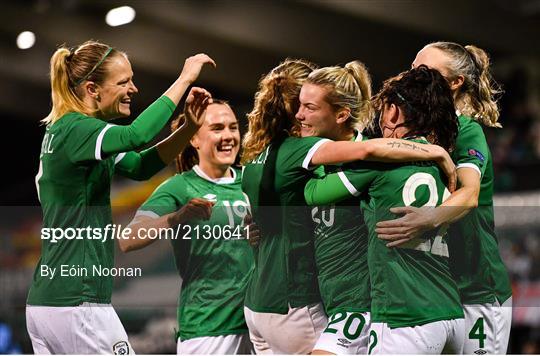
(469, 317), (486, 349)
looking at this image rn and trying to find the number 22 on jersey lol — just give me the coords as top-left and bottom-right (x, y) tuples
(398, 172), (451, 257)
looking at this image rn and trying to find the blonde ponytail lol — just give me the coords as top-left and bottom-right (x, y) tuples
(42, 41), (122, 125)
(463, 45), (502, 127)
(344, 61), (374, 130)
(43, 47), (93, 124)
(426, 41), (502, 128)
(306, 60), (374, 132)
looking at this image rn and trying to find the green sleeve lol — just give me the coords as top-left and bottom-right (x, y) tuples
(452, 117), (489, 177)
(138, 176), (182, 217)
(66, 96), (176, 163)
(280, 137), (330, 171)
(312, 165), (326, 178)
(304, 173), (352, 205)
(114, 147), (167, 181)
(341, 162), (381, 195)
(102, 96), (176, 156)
(305, 161), (380, 205)
(65, 116), (109, 163)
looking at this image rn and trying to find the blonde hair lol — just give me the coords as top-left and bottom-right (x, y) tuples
(306, 61), (374, 132)
(425, 41), (502, 128)
(241, 58), (317, 164)
(43, 40), (124, 125)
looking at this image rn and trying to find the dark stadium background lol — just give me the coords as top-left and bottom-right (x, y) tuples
(0, 0), (539, 353)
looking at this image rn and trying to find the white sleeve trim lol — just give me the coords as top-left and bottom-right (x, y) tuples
(35, 160), (43, 203)
(302, 139), (331, 170)
(457, 163), (481, 177)
(114, 152), (127, 165)
(95, 124), (115, 161)
(337, 170), (360, 197)
(134, 210), (161, 219)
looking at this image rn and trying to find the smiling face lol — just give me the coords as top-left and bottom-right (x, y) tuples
(296, 83), (345, 139)
(191, 103), (240, 172)
(95, 54), (138, 120)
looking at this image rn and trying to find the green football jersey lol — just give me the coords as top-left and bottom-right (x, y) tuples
(311, 133), (370, 315)
(308, 138), (464, 328)
(28, 113), (125, 306)
(28, 97), (176, 306)
(139, 166), (253, 340)
(242, 136), (328, 313)
(448, 115), (512, 304)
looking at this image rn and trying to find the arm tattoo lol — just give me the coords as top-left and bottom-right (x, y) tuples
(387, 141), (429, 153)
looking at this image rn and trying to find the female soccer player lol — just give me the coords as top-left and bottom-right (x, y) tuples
(295, 61), (373, 355)
(240, 59), (457, 354)
(120, 100), (254, 355)
(305, 65), (464, 354)
(376, 42), (513, 354)
(26, 40), (215, 354)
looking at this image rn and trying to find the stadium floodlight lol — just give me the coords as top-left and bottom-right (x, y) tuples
(105, 6), (136, 27)
(16, 31), (35, 49)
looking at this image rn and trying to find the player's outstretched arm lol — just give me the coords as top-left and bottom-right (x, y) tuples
(115, 87), (212, 180)
(163, 54), (216, 104)
(101, 54), (216, 156)
(304, 173), (352, 206)
(309, 139), (456, 192)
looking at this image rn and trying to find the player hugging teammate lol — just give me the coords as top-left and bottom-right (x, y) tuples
(29, 40), (511, 355)
(240, 43), (510, 355)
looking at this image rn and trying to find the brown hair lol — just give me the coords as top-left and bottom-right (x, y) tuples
(241, 58), (317, 164)
(373, 65), (458, 151)
(43, 40), (125, 124)
(171, 100), (234, 173)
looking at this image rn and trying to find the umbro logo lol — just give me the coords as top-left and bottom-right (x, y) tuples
(474, 349), (487, 355)
(203, 194), (217, 202)
(337, 338), (351, 348)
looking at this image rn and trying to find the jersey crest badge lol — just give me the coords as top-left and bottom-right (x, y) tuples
(112, 341), (130, 355)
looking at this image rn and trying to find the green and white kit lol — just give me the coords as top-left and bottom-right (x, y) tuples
(242, 136), (329, 353)
(138, 165), (253, 342)
(28, 96), (176, 354)
(29, 96), (175, 306)
(309, 132), (371, 354)
(450, 115), (513, 354)
(305, 137), (465, 353)
(241, 136), (328, 313)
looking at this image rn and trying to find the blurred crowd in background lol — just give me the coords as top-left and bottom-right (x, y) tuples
(490, 67), (540, 192)
(1, 0), (540, 347)
(1, 57), (540, 354)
